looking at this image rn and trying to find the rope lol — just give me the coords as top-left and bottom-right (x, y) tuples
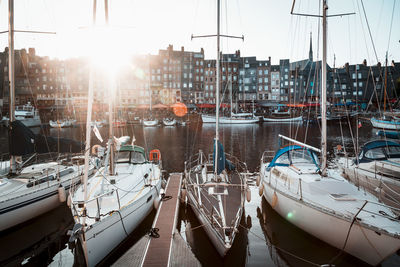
(160, 193), (172, 201)
(148, 227), (160, 238)
(329, 200), (368, 264)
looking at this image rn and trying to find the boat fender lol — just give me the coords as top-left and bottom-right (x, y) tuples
(91, 144), (102, 156)
(161, 179), (167, 189)
(271, 192), (278, 208)
(256, 175), (260, 187)
(67, 195), (72, 207)
(58, 185), (66, 203)
(181, 188), (187, 203)
(153, 195), (161, 209)
(258, 183), (264, 196)
(246, 187), (251, 202)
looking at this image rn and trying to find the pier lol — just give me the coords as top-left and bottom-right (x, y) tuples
(113, 173), (200, 267)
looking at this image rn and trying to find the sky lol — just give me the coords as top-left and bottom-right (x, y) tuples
(0, 0), (399, 67)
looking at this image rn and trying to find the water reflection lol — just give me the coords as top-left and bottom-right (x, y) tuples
(257, 198), (369, 267)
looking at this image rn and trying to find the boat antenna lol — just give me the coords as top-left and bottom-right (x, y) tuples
(191, 0), (243, 175)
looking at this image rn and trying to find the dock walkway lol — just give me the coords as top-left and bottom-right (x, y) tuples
(113, 172), (200, 267)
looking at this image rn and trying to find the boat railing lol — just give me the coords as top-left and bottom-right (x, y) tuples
(261, 150), (276, 163)
(71, 188), (119, 221)
(185, 150), (208, 172)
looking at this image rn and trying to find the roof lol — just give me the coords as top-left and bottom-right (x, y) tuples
(267, 145), (319, 170)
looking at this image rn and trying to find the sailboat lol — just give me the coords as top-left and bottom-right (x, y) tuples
(68, 2), (163, 266)
(184, 0), (248, 256)
(259, 2), (400, 266)
(201, 59), (258, 124)
(0, 1), (93, 232)
(336, 140), (400, 211)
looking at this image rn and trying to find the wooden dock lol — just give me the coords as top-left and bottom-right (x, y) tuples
(113, 173), (200, 267)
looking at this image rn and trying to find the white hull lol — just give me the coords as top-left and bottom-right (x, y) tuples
(186, 192), (231, 256)
(201, 114), (259, 124)
(143, 119), (158, 126)
(371, 117), (400, 130)
(263, 115), (303, 122)
(259, 160), (400, 266)
(261, 182), (400, 266)
(83, 184), (159, 266)
(0, 163), (90, 232)
(162, 118), (176, 126)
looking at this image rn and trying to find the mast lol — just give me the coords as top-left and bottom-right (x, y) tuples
(105, 0), (114, 175)
(321, 0), (328, 176)
(8, 0), (16, 174)
(215, 0), (220, 175)
(229, 74), (233, 117)
(384, 52), (388, 114)
(81, 0), (97, 264)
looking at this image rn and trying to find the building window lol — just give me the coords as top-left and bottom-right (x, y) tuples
(358, 73), (362, 79)
(264, 77), (268, 83)
(264, 70), (268, 75)
(352, 73), (356, 79)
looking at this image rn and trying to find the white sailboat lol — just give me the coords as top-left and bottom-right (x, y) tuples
(0, 0), (92, 232)
(202, 56), (258, 124)
(184, 0), (248, 256)
(336, 140), (400, 211)
(68, 2), (163, 266)
(259, 2), (400, 266)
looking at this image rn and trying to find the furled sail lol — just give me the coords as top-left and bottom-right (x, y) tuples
(213, 140), (225, 175)
(9, 121), (84, 156)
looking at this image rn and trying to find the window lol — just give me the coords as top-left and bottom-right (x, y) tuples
(358, 73), (362, 79)
(359, 82), (362, 87)
(341, 84), (346, 89)
(264, 70), (268, 75)
(258, 78), (262, 83)
(264, 85), (268, 91)
(259, 70), (262, 75)
(352, 73), (356, 79)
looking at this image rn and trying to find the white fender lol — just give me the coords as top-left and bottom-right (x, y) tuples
(256, 175), (260, 187)
(246, 187), (251, 203)
(271, 192), (278, 208)
(181, 188), (187, 203)
(58, 186), (66, 203)
(161, 179), (167, 189)
(153, 195), (161, 210)
(258, 183), (264, 197)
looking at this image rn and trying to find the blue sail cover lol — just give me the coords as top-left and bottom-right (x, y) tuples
(213, 140), (225, 175)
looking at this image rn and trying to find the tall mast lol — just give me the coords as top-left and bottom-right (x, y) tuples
(321, 0), (328, 176)
(229, 74), (233, 117)
(81, 0), (97, 264)
(384, 52), (388, 114)
(214, 0), (220, 175)
(214, 0), (221, 175)
(105, 0), (115, 175)
(8, 0), (16, 174)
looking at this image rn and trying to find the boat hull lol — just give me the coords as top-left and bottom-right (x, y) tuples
(201, 114), (259, 124)
(371, 117), (400, 130)
(83, 182), (160, 266)
(263, 115), (303, 122)
(186, 190), (231, 256)
(143, 119), (158, 126)
(261, 179), (400, 266)
(0, 175), (81, 232)
(16, 117), (41, 127)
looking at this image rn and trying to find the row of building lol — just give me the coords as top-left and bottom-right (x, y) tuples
(1, 37), (399, 116)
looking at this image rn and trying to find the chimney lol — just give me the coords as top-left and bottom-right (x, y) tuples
(168, 44), (173, 51)
(181, 46), (184, 52)
(363, 59), (367, 66)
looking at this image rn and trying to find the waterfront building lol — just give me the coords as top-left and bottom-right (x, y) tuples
(256, 58), (271, 101)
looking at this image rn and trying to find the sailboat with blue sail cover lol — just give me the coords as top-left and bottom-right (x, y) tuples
(183, 0), (249, 256)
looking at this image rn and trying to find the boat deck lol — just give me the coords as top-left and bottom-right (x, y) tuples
(113, 173), (200, 267)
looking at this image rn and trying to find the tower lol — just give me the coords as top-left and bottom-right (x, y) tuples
(309, 32), (313, 62)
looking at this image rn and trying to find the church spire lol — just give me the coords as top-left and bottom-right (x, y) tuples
(309, 32), (313, 62)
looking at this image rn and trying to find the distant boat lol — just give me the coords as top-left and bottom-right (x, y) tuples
(49, 119), (76, 128)
(201, 113), (259, 124)
(371, 117), (400, 130)
(162, 117), (176, 126)
(263, 109), (302, 122)
(143, 118), (158, 126)
(2, 102), (41, 128)
(113, 119), (127, 128)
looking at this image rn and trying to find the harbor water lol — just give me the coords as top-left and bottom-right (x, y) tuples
(0, 121), (399, 267)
